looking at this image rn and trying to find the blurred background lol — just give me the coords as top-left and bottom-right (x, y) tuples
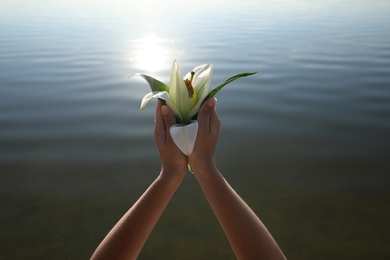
(1, 0), (389, 259)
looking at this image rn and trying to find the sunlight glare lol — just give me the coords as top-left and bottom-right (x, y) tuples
(135, 35), (169, 74)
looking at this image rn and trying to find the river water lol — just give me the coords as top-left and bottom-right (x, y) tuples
(1, 0), (389, 259)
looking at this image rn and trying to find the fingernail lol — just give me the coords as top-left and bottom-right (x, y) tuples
(208, 98), (217, 108)
(161, 105), (169, 116)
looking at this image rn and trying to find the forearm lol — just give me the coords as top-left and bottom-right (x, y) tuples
(91, 172), (182, 260)
(193, 166), (285, 260)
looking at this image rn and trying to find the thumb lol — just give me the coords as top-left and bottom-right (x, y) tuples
(197, 98), (217, 133)
(161, 105), (177, 139)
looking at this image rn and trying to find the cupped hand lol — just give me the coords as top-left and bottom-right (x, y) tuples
(188, 98), (220, 174)
(154, 100), (188, 181)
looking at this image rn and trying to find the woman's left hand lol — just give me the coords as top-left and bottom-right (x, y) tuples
(154, 99), (188, 182)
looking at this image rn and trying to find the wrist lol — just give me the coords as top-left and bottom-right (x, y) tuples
(159, 169), (186, 188)
(189, 158), (219, 178)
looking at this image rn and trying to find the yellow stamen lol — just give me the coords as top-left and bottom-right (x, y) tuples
(184, 78), (194, 98)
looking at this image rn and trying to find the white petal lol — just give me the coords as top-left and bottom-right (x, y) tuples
(141, 91), (170, 110)
(169, 60), (179, 104)
(140, 91), (184, 122)
(189, 65), (213, 118)
(184, 64), (211, 80)
(170, 60), (193, 123)
(155, 92), (184, 122)
(193, 65), (212, 90)
(140, 92), (157, 110)
(169, 120), (198, 156)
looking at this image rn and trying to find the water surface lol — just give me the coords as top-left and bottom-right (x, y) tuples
(1, 0), (390, 259)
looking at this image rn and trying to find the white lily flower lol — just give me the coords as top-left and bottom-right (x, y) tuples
(130, 60), (258, 155)
(140, 60), (212, 124)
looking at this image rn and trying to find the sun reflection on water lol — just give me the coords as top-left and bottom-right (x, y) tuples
(132, 35), (172, 74)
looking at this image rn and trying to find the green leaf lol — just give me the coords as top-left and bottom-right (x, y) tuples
(129, 73), (169, 92)
(202, 71), (259, 103)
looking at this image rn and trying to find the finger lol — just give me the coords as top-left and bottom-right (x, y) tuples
(154, 100), (166, 139)
(209, 105), (220, 135)
(161, 105), (177, 141)
(197, 98), (217, 133)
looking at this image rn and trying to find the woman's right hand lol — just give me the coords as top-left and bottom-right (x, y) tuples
(189, 98), (220, 174)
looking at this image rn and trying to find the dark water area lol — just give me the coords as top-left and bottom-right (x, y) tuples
(1, 0), (390, 259)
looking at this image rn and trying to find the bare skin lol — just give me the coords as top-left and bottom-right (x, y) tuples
(189, 99), (286, 259)
(91, 99), (286, 260)
(91, 100), (187, 260)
